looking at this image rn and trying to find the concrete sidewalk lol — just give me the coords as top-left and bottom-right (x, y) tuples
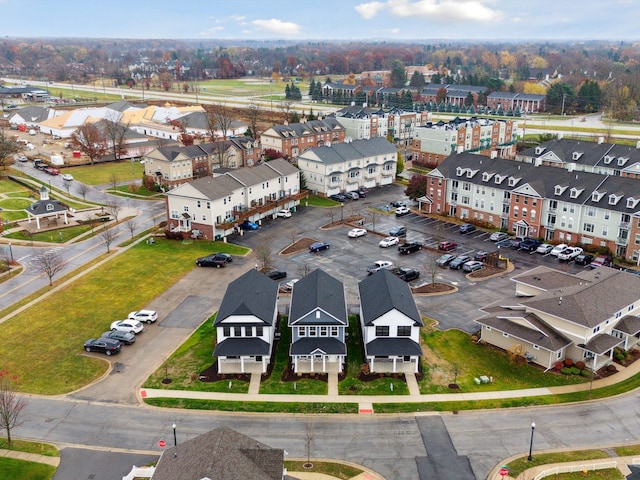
(0, 448), (60, 467)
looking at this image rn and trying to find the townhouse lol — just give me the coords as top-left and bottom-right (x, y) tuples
(165, 158), (302, 239)
(260, 118), (346, 159)
(296, 137), (398, 197)
(412, 117), (518, 168)
(475, 266), (640, 372)
(422, 152), (640, 261)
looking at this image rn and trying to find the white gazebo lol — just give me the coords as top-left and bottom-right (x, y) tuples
(25, 186), (69, 229)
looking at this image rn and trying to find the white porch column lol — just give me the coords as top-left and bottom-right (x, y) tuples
(370, 357), (374, 373)
(392, 357), (397, 373)
(240, 357), (245, 373)
(36, 216), (40, 229)
(322, 356), (326, 372)
(294, 356), (298, 373)
(63, 212), (68, 224)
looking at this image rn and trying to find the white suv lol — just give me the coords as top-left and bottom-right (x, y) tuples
(128, 310), (158, 324)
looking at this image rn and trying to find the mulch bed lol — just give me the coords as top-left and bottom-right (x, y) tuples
(198, 362), (251, 383)
(412, 282), (456, 294)
(468, 265), (508, 279)
(280, 237), (316, 255)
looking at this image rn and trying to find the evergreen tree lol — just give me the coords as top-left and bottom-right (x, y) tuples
(308, 78), (316, 96)
(285, 83), (291, 99)
(409, 71), (426, 88)
(465, 92), (474, 107)
(577, 80), (602, 113)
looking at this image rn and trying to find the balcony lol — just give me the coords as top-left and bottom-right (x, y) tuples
(619, 222), (630, 229)
(616, 237), (628, 245)
(329, 179), (342, 186)
(365, 171), (378, 179)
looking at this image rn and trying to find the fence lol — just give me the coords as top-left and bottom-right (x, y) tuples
(533, 461), (617, 479)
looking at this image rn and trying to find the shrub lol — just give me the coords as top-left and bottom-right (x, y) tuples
(615, 353), (625, 363)
(564, 358), (574, 367)
(570, 367), (581, 375)
(574, 361), (586, 370)
(560, 367), (573, 375)
(552, 361), (564, 372)
(581, 370), (594, 378)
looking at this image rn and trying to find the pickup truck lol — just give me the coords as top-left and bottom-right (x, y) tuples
(398, 242), (423, 254)
(33, 159), (45, 170)
(366, 260), (393, 275)
(44, 166), (60, 175)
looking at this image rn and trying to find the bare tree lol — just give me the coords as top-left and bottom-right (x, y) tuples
(206, 103), (235, 142)
(77, 182), (90, 201)
(255, 244), (274, 273)
(33, 250), (67, 286)
(327, 209), (336, 224)
(62, 179), (71, 196)
(102, 114), (129, 162)
(426, 250), (441, 285)
(105, 200), (121, 223)
(369, 210), (380, 234)
(246, 103), (262, 138)
(0, 376), (27, 445)
(0, 129), (20, 170)
(100, 226), (117, 252)
(303, 422), (314, 468)
(125, 218), (137, 239)
(279, 101), (294, 122)
(109, 173), (119, 192)
(71, 123), (108, 165)
(297, 261), (312, 278)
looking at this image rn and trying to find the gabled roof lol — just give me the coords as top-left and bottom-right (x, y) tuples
(297, 137), (397, 165)
(26, 199), (67, 216)
(358, 269), (422, 326)
(151, 426), (284, 480)
(266, 118), (345, 138)
(215, 269), (278, 326)
(288, 269), (347, 326)
(364, 337), (422, 356)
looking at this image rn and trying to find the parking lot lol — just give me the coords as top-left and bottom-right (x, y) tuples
(230, 184), (590, 333)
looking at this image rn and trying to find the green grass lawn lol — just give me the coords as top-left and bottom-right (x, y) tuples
(505, 449), (612, 478)
(0, 209), (28, 222)
(0, 179), (30, 195)
(4, 224), (94, 243)
(0, 458), (56, 480)
(0, 238), (249, 394)
(0, 198), (32, 209)
(64, 162), (144, 186)
(0, 438), (58, 456)
(112, 185), (164, 198)
(306, 195), (341, 207)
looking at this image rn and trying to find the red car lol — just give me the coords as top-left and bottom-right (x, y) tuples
(438, 241), (457, 251)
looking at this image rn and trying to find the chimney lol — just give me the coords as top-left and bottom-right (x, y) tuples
(490, 150), (498, 159)
(534, 158), (542, 167)
(457, 146), (464, 154)
(636, 140), (640, 150)
(598, 136), (604, 144)
(558, 133), (563, 139)
(351, 101), (355, 107)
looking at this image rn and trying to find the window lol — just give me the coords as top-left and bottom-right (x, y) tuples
(197, 201), (201, 208)
(586, 207), (596, 217)
(397, 326), (411, 336)
(584, 223), (594, 233)
(223, 326), (230, 337)
(309, 326), (317, 336)
(297, 327), (306, 337)
(256, 326), (263, 336)
(183, 205), (189, 212)
(513, 206), (519, 218)
(375, 326), (390, 337)
(233, 326), (242, 337)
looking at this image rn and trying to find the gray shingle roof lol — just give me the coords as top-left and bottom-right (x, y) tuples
(215, 269), (278, 326)
(185, 174), (245, 200)
(289, 337), (347, 355)
(614, 315), (640, 335)
(213, 337), (271, 357)
(269, 118), (345, 138)
(511, 266), (589, 293)
(288, 269), (347, 327)
(577, 333), (624, 355)
(358, 269), (422, 326)
(151, 426), (284, 480)
(365, 337), (422, 356)
(298, 137), (397, 166)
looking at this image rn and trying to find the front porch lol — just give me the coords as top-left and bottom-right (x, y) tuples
(217, 357), (269, 375)
(292, 355), (344, 374)
(216, 190), (308, 231)
(367, 357), (420, 374)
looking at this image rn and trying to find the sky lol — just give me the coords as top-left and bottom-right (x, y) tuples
(1, 0), (639, 41)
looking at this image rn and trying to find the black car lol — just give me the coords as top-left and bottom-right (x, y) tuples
(575, 253), (594, 266)
(474, 251), (489, 262)
(357, 189), (367, 198)
(101, 330), (136, 345)
(84, 338), (122, 355)
(459, 223), (476, 234)
(449, 255), (471, 270)
(390, 200), (406, 208)
(390, 266), (420, 282)
(495, 238), (513, 249)
(329, 194), (346, 202)
(309, 241), (330, 252)
(398, 242), (422, 254)
(519, 238), (542, 251)
(196, 254), (230, 268)
(266, 270), (287, 280)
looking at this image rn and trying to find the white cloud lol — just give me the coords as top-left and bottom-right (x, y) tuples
(354, 1), (386, 19)
(251, 18), (300, 36)
(386, 0), (502, 23)
(199, 26), (224, 36)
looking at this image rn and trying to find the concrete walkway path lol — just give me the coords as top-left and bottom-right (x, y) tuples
(0, 448), (60, 467)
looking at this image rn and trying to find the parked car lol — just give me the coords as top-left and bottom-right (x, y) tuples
(329, 193), (346, 202)
(557, 246), (584, 262)
(240, 220), (259, 230)
(101, 330), (136, 345)
(110, 320), (144, 334)
(449, 255), (471, 270)
(84, 338), (121, 356)
(389, 226), (407, 237)
(33, 159), (44, 169)
(348, 228), (367, 238)
(61, 173), (74, 181)
(591, 255), (613, 268)
(344, 191), (359, 200)
(459, 223), (476, 234)
(495, 238), (513, 249)
(15, 154), (28, 162)
(438, 241), (457, 251)
(284, 278), (299, 291)
(367, 260), (393, 274)
(390, 266), (420, 282)
(474, 251), (489, 262)
(462, 260), (484, 273)
(309, 242), (330, 252)
(390, 201), (406, 208)
(398, 241), (423, 254)
(519, 238), (542, 252)
(357, 189), (367, 198)
(266, 270), (287, 280)
(395, 206), (410, 216)
(196, 254), (229, 268)
(379, 236), (399, 248)
(276, 209), (292, 218)
(536, 243), (554, 254)
(128, 310), (158, 324)
(550, 244), (569, 256)
(490, 232), (509, 242)
(575, 253), (595, 266)
(436, 254), (457, 267)
(511, 236), (537, 250)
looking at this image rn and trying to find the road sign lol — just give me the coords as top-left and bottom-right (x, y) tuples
(158, 439), (166, 448)
(499, 466), (509, 477)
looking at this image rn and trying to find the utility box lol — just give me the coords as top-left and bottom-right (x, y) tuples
(72, 151), (81, 158)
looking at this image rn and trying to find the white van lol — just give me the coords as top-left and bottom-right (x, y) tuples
(28, 129), (36, 136)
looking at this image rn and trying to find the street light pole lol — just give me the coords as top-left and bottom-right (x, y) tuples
(527, 422), (536, 461)
(172, 422), (177, 447)
(8, 243), (14, 263)
(340, 204), (344, 222)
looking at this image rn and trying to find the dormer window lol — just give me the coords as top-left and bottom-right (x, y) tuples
(482, 172), (494, 182)
(456, 167), (464, 176)
(466, 169), (478, 178)
(554, 185), (568, 196)
(592, 191), (604, 202)
(508, 177), (520, 187)
(535, 146), (546, 155)
(618, 157), (628, 166)
(570, 187), (583, 199)
(604, 155), (613, 164)
(609, 193), (622, 205)
(626, 197), (640, 209)
(494, 174), (505, 184)
(46, 204), (54, 211)
(572, 152), (583, 161)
